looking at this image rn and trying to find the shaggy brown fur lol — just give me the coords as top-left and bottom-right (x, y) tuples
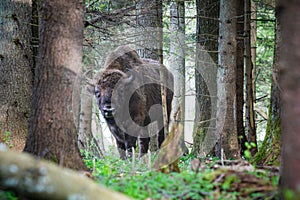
(94, 45), (174, 159)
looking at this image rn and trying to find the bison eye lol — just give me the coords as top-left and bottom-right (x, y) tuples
(95, 86), (101, 98)
(95, 91), (100, 98)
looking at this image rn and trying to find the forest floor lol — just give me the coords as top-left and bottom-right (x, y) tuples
(83, 151), (280, 200)
(0, 150), (280, 200)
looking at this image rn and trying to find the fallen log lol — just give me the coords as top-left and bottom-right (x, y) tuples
(0, 145), (131, 200)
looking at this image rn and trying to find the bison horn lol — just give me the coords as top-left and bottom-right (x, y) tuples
(108, 69), (134, 84)
(122, 70), (134, 84)
(83, 69), (96, 86)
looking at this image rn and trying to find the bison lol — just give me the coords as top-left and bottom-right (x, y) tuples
(93, 45), (174, 159)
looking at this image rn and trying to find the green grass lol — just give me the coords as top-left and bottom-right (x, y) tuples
(83, 151), (279, 200)
(1, 150), (279, 200)
(0, 191), (19, 200)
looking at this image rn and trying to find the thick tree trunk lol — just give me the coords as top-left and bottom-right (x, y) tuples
(0, 0), (33, 151)
(278, 0), (300, 193)
(0, 150), (131, 200)
(24, 0), (86, 170)
(193, 0), (219, 157)
(216, 0), (240, 159)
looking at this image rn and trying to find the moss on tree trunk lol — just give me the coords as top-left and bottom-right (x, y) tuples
(252, 12), (280, 166)
(252, 111), (280, 166)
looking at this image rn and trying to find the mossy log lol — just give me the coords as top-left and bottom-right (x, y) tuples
(0, 146), (131, 200)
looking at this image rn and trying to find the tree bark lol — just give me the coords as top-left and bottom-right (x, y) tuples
(0, 0), (33, 151)
(156, 0), (169, 145)
(136, 0), (162, 60)
(193, 0), (219, 157)
(253, 3), (281, 165)
(250, 1), (257, 100)
(24, 0), (86, 170)
(169, 0), (187, 154)
(135, 0), (164, 151)
(236, 0), (247, 156)
(78, 74), (103, 158)
(0, 149), (131, 200)
(216, 0), (241, 159)
(278, 0), (300, 193)
(170, 0), (185, 131)
(244, 0), (258, 156)
(31, 0), (41, 70)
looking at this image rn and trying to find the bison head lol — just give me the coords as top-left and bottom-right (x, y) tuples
(95, 69), (133, 119)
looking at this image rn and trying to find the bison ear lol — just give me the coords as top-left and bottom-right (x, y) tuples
(83, 69), (97, 94)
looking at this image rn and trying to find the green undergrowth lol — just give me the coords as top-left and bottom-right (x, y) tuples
(1, 151), (279, 200)
(83, 152), (280, 200)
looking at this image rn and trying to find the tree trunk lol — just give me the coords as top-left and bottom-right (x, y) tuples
(169, 0), (187, 154)
(136, 0), (164, 151)
(236, 0), (247, 156)
(279, 0), (300, 194)
(136, 0), (162, 60)
(170, 0), (185, 130)
(31, 0), (41, 69)
(216, 0), (240, 159)
(252, 5), (280, 166)
(0, 0), (33, 151)
(244, 0), (258, 156)
(251, 1), (257, 100)
(193, 0), (219, 157)
(78, 71), (103, 158)
(0, 150), (131, 200)
(24, 0), (86, 170)
(156, 0), (169, 144)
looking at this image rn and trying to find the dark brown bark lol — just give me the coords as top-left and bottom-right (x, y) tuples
(24, 0), (86, 170)
(278, 0), (300, 194)
(236, 0), (247, 156)
(0, 0), (33, 151)
(193, 0), (219, 156)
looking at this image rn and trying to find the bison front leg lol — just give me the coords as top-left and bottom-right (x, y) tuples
(115, 140), (126, 159)
(138, 137), (150, 157)
(125, 134), (137, 158)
